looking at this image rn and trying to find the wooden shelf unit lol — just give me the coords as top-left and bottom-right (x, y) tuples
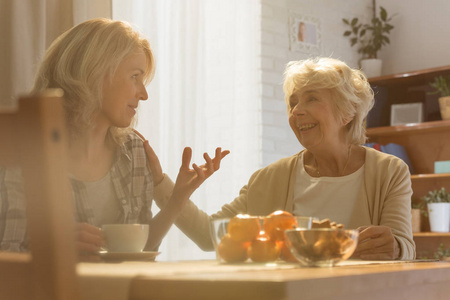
(367, 67), (450, 242)
(367, 65), (450, 128)
(413, 233), (450, 259)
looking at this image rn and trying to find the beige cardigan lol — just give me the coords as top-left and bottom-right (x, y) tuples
(154, 147), (415, 260)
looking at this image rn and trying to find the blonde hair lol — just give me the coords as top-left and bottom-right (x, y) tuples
(31, 18), (155, 144)
(283, 57), (374, 145)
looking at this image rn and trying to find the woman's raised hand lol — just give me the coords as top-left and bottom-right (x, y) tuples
(136, 129), (229, 205)
(171, 147), (229, 207)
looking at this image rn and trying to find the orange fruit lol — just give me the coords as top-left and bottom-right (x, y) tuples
(218, 234), (248, 263)
(279, 241), (298, 262)
(263, 210), (297, 242)
(227, 214), (261, 242)
(247, 232), (280, 262)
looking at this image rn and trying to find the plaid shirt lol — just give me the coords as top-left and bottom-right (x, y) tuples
(0, 132), (153, 252)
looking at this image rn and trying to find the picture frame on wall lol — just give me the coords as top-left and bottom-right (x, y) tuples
(289, 12), (321, 54)
(390, 102), (423, 126)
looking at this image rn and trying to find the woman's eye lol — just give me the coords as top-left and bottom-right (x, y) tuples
(308, 97), (317, 102)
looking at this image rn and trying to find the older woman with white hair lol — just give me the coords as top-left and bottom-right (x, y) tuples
(147, 57), (415, 260)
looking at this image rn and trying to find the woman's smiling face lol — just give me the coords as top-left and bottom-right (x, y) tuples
(288, 88), (344, 150)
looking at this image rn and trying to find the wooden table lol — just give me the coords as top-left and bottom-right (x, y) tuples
(78, 259), (450, 300)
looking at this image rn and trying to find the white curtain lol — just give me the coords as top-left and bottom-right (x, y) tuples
(0, 0), (111, 108)
(0, 0), (73, 108)
(113, 0), (261, 261)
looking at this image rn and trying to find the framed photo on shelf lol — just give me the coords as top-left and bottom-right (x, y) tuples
(289, 12), (321, 54)
(390, 102), (423, 126)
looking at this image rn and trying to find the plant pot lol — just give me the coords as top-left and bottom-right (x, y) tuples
(427, 203), (450, 232)
(411, 209), (421, 233)
(360, 59), (382, 78)
(438, 96), (450, 120)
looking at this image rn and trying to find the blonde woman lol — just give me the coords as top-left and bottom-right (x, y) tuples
(146, 57), (415, 260)
(0, 18), (228, 261)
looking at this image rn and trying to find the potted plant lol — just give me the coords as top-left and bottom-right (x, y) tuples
(342, 0), (395, 78)
(422, 188), (450, 232)
(411, 201), (426, 233)
(429, 75), (450, 120)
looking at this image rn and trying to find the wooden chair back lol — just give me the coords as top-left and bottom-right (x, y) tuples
(0, 90), (79, 300)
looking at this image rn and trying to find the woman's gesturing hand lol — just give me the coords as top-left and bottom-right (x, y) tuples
(352, 225), (400, 260)
(170, 147), (230, 207)
(135, 129), (229, 202)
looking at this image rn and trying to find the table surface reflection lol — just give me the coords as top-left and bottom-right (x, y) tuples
(78, 259), (450, 300)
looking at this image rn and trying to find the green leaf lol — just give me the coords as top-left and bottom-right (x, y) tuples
(351, 18), (358, 26)
(380, 7), (387, 21)
(343, 18), (349, 25)
(344, 31), (352, 36)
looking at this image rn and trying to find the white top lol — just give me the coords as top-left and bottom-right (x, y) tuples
(83, 172), (122, 226)
(293, 152), (366, 228)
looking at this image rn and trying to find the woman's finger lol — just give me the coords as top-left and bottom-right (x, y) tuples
(203, 152), (214, 174)
(212, 148), (230, 170)
(133, 129), (146, 141)
(76, 222), (103, 235)
(75, 223), (105, 246)
(134, 129), (165, 184)
(181, 147), (192, 171)
(355, 239), (390, 255)
(143, 140), (164, 184)
(77, 241), (102, 253)
(192, 163), (205, 181)
(358, 226), (384, 242)
(213, 148), (222, 169)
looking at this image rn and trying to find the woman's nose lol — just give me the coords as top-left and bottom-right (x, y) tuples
(138, 83), (148, 101)
(291, 102), (304, 115)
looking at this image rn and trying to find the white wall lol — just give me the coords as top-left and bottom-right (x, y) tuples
(379, 0), (450, 74)
(260, 0), (369, 166)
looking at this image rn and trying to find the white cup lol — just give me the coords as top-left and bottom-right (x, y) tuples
(102, 224), (149, 253)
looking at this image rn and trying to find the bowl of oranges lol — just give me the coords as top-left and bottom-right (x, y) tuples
(210, 211), (313, 264)
(284, 228), (359, 267)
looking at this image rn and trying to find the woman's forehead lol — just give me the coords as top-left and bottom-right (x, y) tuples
(292, 88), (328, 97)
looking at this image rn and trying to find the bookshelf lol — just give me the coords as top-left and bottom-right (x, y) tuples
(366, 66), (450, 257)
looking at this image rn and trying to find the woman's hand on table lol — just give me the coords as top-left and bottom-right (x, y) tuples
(352, 225), (400, 260)
(75, 223), (105, 262)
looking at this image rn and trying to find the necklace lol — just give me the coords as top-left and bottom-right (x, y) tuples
(314, 145), (352, 177)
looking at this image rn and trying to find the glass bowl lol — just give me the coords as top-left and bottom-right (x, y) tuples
(284, 228), (359, 267)
(209, 216), (313, 263)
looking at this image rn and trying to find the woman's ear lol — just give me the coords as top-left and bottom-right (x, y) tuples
(342, 116), (354, 126)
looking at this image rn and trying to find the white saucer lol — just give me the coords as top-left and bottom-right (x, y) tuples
(98, 251), (160, 262)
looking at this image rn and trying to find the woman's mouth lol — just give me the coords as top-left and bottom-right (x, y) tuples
(128, 105), (137, 115)
(297, 123), (317, 131)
